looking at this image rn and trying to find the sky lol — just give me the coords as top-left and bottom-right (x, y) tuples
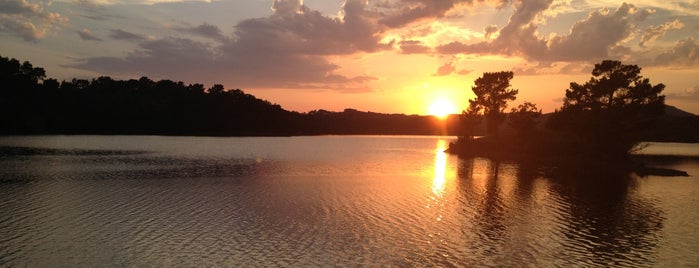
(1, 0), (698, 115)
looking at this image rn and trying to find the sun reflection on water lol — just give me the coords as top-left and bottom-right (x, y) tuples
(427, 139), (454, 225)
(432, 140), (448, 196)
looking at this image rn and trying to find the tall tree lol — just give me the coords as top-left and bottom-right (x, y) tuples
(458, 103), (482, 140)
(550, 60), (665, 158)
(562, 60), (665, 116)
(468, 71), (518, 137)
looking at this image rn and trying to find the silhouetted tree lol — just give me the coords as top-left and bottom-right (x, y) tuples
(208, 84), (225, 94)
(508, 102), (541, 137)
(42, 78), (60, 91)
(549, 60), (665, 158)
(458, 102), (483, 140)
(468, 71), (518, 137)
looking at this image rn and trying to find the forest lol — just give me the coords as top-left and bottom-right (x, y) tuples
(1, 54), (696, 144)
(0, 55), (460, 136)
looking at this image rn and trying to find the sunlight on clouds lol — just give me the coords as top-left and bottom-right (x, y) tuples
(68, 0), (215, 5)
(423, 21), (484, 47)
(384, 21), (484, 48)
(583, 0), (699, 15)
(0, 0), (68, 41)
(543, 0), (575, 18)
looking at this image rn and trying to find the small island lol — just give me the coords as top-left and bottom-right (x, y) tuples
(446, 60), (692, 176)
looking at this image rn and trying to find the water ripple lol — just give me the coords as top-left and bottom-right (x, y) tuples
(0, 137), (697, 267)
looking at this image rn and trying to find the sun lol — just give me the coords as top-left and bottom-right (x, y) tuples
(428, 98), (458, 119)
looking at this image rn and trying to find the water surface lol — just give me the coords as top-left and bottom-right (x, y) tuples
(0, 136), (697, 267)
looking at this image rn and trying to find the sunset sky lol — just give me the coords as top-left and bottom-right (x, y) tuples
(2, 0), (698, 115)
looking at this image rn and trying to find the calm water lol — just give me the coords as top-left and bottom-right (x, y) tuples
(0, 135), (698, 267)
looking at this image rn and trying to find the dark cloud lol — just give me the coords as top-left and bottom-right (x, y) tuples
(399, 40), (431, 54)
(483, 25), (498, 39)
(546, 3), (647, 61)
(70, 37), (217, 80)
(433, 62), (455, 76)
(436, 41), (470, 54)
(0, 0), (66, 41)
(378, 0), (465, 28)
(70, 0), (385, 91)
(653, 37), (699, 66)
(0, 0), (40, 14)
(78, 29), (103, 41)
(230, 0), (389, 55)
(110, 29), (145, 41)
(175, 23), (227, 42)
(377, 0), (510, 28)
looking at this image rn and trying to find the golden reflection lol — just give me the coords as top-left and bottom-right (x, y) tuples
(432, 139), (448, 196)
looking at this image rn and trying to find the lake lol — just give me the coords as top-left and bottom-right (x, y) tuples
(0, 135), (698, 267)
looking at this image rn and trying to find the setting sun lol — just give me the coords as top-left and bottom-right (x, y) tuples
(428, 98), (458, 119)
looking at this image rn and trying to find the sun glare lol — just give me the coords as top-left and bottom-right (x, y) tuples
(428, 98), (457, 119)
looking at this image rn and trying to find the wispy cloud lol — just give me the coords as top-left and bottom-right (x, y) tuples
(667, 85), (699, 102)
(433, 62), (456, 76)
(639, 19), (684, 47)
(174, 23), (227, 42)
(78, 28), (103, 41)
(110, 29), (145, 41)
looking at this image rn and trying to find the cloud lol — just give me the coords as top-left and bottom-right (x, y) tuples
(435, 2), (651, 63)
(653, 37), (699, 67)
(436, 0), (553, 57)
(70, 0), (386, 91)
(67, 0), (382, 92)
(78, 29), (103, 41)
(73, 0), (213, 5)
(399, 40), (431, 54)
(546, 3), (644, 61)
(0, 0), (41, 14)
(639, 19), (684, 47)
(110, 29), (145, 41)
(512, 62), (590, 76)
(376, 0), (510, 28)
(433, 62), (456, 76)
(0, 0), (67, 41)
(457, 69), (472, 75)
(175, 23), (227, 42)
(378, 0), (466, 28)
(483, 25), (498, 39)
(229, 0), (389, 56)
(667, 85), (699, 102)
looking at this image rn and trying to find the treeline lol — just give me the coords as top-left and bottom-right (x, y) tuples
(1, 55), (695, 140)
(0, 55), (459, 136)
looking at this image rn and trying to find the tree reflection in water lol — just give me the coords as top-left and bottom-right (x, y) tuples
(455, 158), (665, 267)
